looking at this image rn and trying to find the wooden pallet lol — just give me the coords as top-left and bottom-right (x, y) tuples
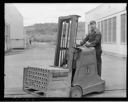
(24, 86), (71, 97)
(23, 87), (46, 97)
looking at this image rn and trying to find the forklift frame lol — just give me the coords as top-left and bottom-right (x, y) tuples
(54, 15), (80, 72)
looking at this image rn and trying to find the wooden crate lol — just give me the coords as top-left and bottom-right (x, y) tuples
(23, 66), (71, 97)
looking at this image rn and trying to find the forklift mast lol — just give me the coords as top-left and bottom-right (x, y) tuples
(54, 15), (80, 72)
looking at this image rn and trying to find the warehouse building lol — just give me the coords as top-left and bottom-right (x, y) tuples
(85, 3), (127, 57)
(5, 3), (26, 52)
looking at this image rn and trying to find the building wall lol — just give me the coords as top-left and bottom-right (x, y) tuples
(5, 3), (25, 50)
(85, 3), (127, 57)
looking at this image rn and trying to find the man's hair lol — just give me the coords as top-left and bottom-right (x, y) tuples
(90, 20), (96, 25)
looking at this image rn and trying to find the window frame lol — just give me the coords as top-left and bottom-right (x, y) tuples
(120, 13), (127, 44)
(99, 16), (117, 44)
(112, 16), (117, 43)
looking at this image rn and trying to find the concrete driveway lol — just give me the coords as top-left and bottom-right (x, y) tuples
(4, 42), (126, 97)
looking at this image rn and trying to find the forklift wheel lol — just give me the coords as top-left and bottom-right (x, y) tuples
(70, 86), (82, 97)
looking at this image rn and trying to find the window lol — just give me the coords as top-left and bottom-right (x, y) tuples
(121, 13), (127, 43)
(108, 18), (112, 42)
(101, 21), (104, 42)
(104, 20), (107, 42)
(112, 17), (116, 43)
(98, 22), (100, 30)
(88, 24), (90, 33)
(100, 16), (117, 43)
(97, 21), (102, 42)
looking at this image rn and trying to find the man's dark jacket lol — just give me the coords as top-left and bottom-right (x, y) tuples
(80, 28), (102, 54)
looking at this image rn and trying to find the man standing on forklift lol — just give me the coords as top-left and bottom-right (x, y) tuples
(78, 20), (102, 77)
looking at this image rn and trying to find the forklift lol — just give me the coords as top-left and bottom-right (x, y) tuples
(23, 15), (105, 97)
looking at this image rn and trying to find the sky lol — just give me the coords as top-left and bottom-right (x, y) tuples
(13, 3), (101, 26)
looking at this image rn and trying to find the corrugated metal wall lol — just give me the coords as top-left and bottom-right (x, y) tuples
(5, 3), (25, 50)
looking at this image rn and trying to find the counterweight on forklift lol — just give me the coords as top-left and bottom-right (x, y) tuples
(23, 15), (105, 97)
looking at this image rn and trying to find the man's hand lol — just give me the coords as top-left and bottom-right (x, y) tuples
(85, 41), (94, 48)
(85, 41), (91, 45)
(85, 41), (91, 47)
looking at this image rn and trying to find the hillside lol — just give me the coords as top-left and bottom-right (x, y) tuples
(24, 22), (85, 42)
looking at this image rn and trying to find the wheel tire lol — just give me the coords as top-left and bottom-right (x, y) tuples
(70, 86), (82, 97)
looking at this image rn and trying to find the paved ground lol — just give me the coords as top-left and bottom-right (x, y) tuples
(4, 42), (126, 98)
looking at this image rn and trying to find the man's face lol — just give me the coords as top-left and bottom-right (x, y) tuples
(90, 23), (96, 31)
